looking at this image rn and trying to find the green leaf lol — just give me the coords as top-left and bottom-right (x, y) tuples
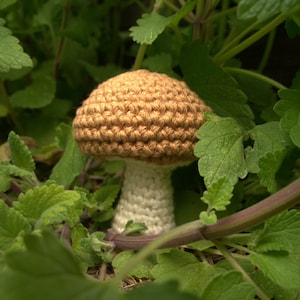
(257, 150), (286, 193)
(0, 231), (120, 300)
(245, 121), (291, 173)
(151, 249), (221, 297)
(180, 41), (254, 129)
(237, 0), (299, 22)
(50, 125), (88, 186)
(8, 131), (35, 172)
(0, 18), (33, 73)
(126, 281), (198, 300)
(142, 53), (176, 77)
(130, 13), (172, 45)
(112, 250), (154, 279)
(33, 0), (61, 28)
(274, 88), (300, 147)
(254, 210), (300, 252)
(13, 184), (84, 229)
(201, 176), (234, 211)
(199, 210), (217, 225)
(10, 62), (56, 108)
(194, 114), (247, 187)
(249, 251), (300, 289)
(0, 171), (10, 192)
(201, 270), (256, 300)
(0, 200), (31, 251)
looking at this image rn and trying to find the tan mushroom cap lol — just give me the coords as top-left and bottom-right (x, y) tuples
(72, 69), (211, 164)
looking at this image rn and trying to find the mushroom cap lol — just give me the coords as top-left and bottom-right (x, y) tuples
(72, 69), (211, 164)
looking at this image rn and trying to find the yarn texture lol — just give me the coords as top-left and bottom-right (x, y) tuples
(72, 69), (211, 165)
(112, 160), (176, 234)
(73, 70), (211, 234)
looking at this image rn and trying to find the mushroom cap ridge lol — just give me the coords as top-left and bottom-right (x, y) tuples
(72, 69), (211, 164)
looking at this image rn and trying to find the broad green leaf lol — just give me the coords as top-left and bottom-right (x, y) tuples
(180, 41), (254, 129)
(194, 114), (247, 187)
(130, 13), (172, 45)
(245, 121), (291, 173)
(10, 62), (56, 108)
(0, 231), (120, 300)
(112, 250), (154, 279)
(0, 103), (8, 117)
(249, 251), (300, 289)
(237, 0), (299, 22)
(201, 270), (256, 300)
(8, 131), (35, 172)
(257, 150), (286, 193)
(151, 249), (221, 297)
(126, 281), (198, 300)
(0, 18), (33, 73)
(142, 53), (176, 77)
(50, 125), (88, 186)
(254, 210), (300, 252)
(13, 184), (84, 229)
(201, 176), (233, 211)
(0, 200), (31, 251)
(274, 88), (300, 147)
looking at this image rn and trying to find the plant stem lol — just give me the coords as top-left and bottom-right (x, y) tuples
(224, 67), (287, 90)
(53, 0), (70, 77)
(213, 240), (270, 300)
(257, 29), (276, 73)
(106, 178), (300, 249)
(132, 44), (148, 70)
(214, 12), (287, 65)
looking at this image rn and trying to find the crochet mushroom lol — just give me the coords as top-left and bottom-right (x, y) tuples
(72, 70), (211, 235)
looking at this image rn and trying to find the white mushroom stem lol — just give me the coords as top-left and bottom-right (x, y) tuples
(112, 159), (176, 235)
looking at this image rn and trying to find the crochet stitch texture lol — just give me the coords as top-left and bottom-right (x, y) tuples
(73, 70), (211, 234)
(72, 69), (210, 164)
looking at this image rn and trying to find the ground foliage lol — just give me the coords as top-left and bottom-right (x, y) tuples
(0, 0), (300, 299)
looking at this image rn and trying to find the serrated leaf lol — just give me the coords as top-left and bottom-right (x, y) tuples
(245, 122), (291, 173)
(257, 150), (286, 193)
(8, 131), (35, 172)
(91, 185), (120, 211)
(0, 200), (31, 251)
(0, 171), (10, 192)
(0, 161), (33, 178)
(0, 231), (120, 300)
(130, 13), (172, 45)
(237, 0), (299, 22)
(274, 88), (300, 147)
(151, 249), (221, 297)
(50, 124), (88, 186)
(13, 184), (83, 229)
(254, 210), (300, 252)
(199, 210), (217, 225)
(180, 41), (254, 129)
(0, 18), (33, 73)
(201, 176), (233, 211)
(125, 281), (198, 300)
(201, 270), (256, 300)
(249, 251), (300, 289)
(194, 115), (247, 187)
(10, 62), (56, 108)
